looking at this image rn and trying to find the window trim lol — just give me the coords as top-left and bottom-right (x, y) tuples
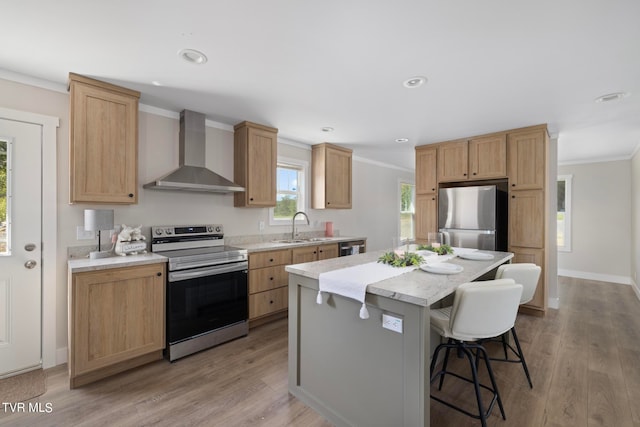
(557, 174), (572, 252)
(398, 179), (416, 242)
(269, 156), (309, 226)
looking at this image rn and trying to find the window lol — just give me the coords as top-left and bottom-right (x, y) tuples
(400, 182), (415, 241)
(0, 139), (9, 255)
(270, 158), (307, 224)
(557, 175), (572, 252)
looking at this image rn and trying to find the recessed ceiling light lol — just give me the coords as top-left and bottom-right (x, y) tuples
(151, 81), (162, 86)
(403, 76), (427, 88)
(321, 127), (334, 132)
(178, 48), (208, 65)
(395, 138), (409, 143)
(594, 92), (630, 103)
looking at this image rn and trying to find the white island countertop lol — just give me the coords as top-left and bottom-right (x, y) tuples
(285, 249), (513, 307)
(68, 253), (167, 274)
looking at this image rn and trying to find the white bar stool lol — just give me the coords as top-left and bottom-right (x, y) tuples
(430, 279), (523, 427)
(484, 263), (542, 388)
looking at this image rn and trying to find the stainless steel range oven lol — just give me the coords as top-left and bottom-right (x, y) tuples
(151, 224), (248, 362)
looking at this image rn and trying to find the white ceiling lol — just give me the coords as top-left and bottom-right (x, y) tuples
(2, 0), (639, 170)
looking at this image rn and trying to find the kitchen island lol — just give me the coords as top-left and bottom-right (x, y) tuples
(286, 249), (513, 427)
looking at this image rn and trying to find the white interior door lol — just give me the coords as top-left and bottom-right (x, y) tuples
(0, 117), (42, 377)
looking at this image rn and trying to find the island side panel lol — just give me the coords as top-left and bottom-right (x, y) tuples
(288, 273), (430, 427)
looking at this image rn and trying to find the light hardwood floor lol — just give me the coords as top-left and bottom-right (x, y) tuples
(1, 276), (639, 427)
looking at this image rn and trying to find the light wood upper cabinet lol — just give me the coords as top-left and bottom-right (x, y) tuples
(437, 140), (468, 182)
(234, 121), (278, 207)
(507, 128), (546, 190)
(312, 143), (352, 209)
(69, 73), (140, 204)
(436, 135), (507, 182)
(68, 262), (165, 388)
(468, 134), (507, 179)
(415, 147), (437, 195)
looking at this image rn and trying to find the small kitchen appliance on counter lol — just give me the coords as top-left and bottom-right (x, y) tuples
(151, 224), (248, 361)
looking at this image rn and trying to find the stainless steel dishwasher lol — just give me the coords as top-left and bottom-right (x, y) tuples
(338, 240), (366, 256)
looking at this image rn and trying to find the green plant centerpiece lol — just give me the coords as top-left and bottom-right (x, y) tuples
(417, 244), (454, 255)
(378, 251), (424, 267)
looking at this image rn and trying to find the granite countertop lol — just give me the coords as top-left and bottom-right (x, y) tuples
(234, 236), (367, 253)
(285, 249), (514, 307)
(68, 253), (167, 273)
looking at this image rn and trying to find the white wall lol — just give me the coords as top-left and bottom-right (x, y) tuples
(557, 160), (632, 284)
(631, 149), (640, 297)
(0, 77), (414, 364)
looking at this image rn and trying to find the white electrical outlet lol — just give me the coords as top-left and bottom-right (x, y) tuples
(382, 314), (403, 334)
(259, 221), (265, 231)
(76, 226), (95, 240)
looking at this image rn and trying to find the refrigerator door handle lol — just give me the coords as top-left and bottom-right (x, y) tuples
(439, 228), (496, 235)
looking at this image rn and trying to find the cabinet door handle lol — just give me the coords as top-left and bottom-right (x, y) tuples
(432, 188), (435, 191)
(269, 277), (274, 281)
(269, 258), (274, 262)
(128, 193), (134, 198)
(512, 183), (516, 187)
(250, 197), (254, 201)
(512, 195), (516, 199)
(269, 300), (274, 304)
(156, 272), (162, 276)
(463, 173), (467, 176)
(473, 172), (477, 175)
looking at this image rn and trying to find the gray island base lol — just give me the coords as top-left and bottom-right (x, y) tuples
(286, 250), (514, 427)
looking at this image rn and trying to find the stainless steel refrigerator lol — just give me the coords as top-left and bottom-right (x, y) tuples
(438, 183), (508, 251)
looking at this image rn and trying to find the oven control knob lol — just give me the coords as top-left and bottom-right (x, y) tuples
(155, 229), (163, 235)
(207, 226), (213, 232)
(165, 228), (173, 235)
(215, 226), (221, 233)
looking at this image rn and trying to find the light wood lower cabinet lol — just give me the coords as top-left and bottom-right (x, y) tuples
(510, 247), (546, 314)
(248, 244), (340, 326)
(68, 262), (166, 388)
(292, 243), (340, 264)
(248, 249), (292, 326)
(249, 287), (288, 319)
(415, 194), (438, 241)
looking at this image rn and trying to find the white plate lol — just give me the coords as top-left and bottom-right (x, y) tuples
(457, 252), (494, 261)
(420, 263), (464, 275)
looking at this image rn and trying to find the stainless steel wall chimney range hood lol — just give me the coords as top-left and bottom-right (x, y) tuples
(143, 110), (245, 193)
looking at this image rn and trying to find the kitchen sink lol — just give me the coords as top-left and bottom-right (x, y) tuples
(271, 237), (334, 244)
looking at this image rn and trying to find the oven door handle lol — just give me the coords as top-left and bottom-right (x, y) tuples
(169, 261), (248, 282)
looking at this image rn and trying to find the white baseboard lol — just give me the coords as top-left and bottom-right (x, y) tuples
(56, 347), (67, 366)
(558, 269), (631, 285)
(548, 297), (560, 309)
(632, 278), (640, 301)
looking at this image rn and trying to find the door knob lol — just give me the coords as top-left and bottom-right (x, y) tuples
(24, 243), (36, 252)
(24, 260), (37, 269)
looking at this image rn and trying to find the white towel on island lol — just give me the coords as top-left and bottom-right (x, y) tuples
(317, 262), (416, 319)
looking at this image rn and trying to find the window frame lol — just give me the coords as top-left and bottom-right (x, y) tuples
(269, 157), (308, 226)
(0, 137), (11, 256)
(398, 180), (416, 242)
(557, 174), (572, 252)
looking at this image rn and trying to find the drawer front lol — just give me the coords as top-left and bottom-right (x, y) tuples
(249, 287), (288, 319)
(249, 249), (292, 269)
(249, 265), (288, 294)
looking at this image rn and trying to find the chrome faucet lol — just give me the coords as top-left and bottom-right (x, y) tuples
(292, 211), (310, 240)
